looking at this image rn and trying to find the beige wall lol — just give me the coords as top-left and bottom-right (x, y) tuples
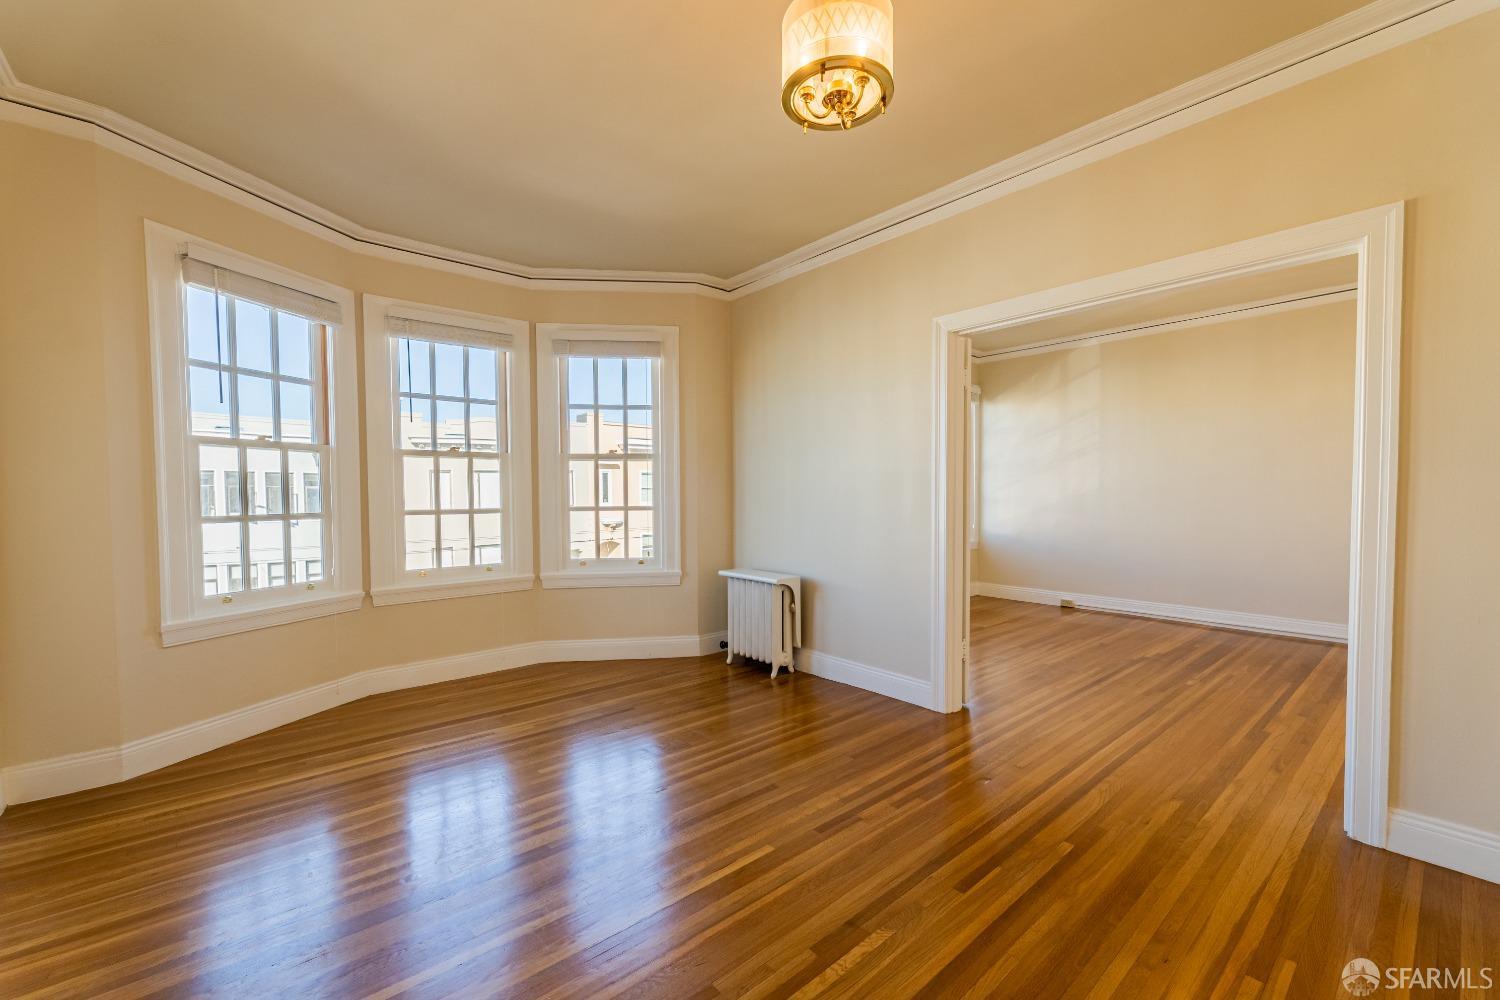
(974, 302), (1355, 623)
(732, 13), (1500, 833)
(0, 121), (732, 767)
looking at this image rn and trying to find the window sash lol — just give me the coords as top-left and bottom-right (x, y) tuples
(183, 286), (334, 613)
(558, 354), (662, 568)
(389, 329), (515, 581)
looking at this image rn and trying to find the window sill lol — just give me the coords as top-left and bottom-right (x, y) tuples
(161, 591), (365, 646)
(541, 569), (682, 590)
(371, 574), (535, 606)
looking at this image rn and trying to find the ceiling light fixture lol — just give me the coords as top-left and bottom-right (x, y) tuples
(780, 0), (894, 132)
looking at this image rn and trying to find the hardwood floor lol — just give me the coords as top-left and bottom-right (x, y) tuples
(1, 598), (1496, 998)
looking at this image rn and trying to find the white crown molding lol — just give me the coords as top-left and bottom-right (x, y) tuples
(0, 630), (730, 806)
(973, 582), (1349, 643)
(0, 79), (731, 298)
(971, 285), (1357, 363)
(721, 0), (1498, 297)
(0, 42), (17, 88)
(0, 0), (1494, 300)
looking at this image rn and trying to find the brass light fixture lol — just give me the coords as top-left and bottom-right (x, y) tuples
(780, 0), (894, 132)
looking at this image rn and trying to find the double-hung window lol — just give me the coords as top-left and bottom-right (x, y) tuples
(364, 299), (532, 604)
(536, 325), (680, 588)
(146, 224), (363, 645)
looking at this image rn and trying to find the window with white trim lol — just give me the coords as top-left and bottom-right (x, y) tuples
(364, 299), (532, 605)
(536, 325), (680, 588)
(145, 223), (363, 645)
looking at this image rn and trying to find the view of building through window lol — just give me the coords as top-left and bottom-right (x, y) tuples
(396, 335), (507, 570)
(564, 356), (656, 561)
(185, 284), (328, 597)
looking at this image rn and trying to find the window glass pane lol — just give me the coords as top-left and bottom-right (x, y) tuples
(225, 469), (243, 515)
(569, 511), (596, 559)
(290, 518), (323, 582)
(277, 314), (311, 378)
(199, 445), (238, 516)
(468, 347), (498, 401)
(440, 514), (471, 567)
(246, 448), (283, 515)
(289, 450), (320, 514)
(280, 381), (314, 443)
(438, 456), (469, 510)
(434, 341), (465, 397)
(626, 408), (653, 454)
(474, 513), (502, 565)
(472, 458), (501, 509)
(189, 366), (232, 437)
(236, 374), (275, 439)
(404, 514), (436, 570)
(201, 522), (243, 596)
(625, 358), (652, 406)
(397, 338), (431, 394)
(248, 519), (286, 589)
(567, 357), (594, 405)
(435, 399), (466, 451)
(469, 402), (498, 453)
(199, 471), (216, 517)
(399, 396), (434, 450)
(598, 511), (626, 558)
(598, 409), (625, 455)
(403, 455), (435, 511)
(628, 510), (655, 559)
(627, 459), (653, 507)
(568, 408), (595, 454)
(235, 301), (273, 373)
(186, 286), (229, 364)
(597, 463), (621, 507)
(597, 358), (624, 406)
(568, 460), (596, 507)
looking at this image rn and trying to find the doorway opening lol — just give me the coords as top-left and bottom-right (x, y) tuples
(930, 204), (1404, 849)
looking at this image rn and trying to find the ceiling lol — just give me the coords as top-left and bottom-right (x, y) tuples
(970, 256), (1359, 356)
(0, 0), (1372, 277)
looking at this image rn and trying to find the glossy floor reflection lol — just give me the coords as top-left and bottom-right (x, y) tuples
(1, 599), (1497, 997)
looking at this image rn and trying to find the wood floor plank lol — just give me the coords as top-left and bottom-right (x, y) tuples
(1, 598), (1496, 998)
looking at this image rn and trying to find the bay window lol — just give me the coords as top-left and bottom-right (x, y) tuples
(364, 298), (532, 604)
(146, 223), (363, 645)
(536, 325), (680, 588)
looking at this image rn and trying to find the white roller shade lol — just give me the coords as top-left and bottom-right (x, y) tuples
(388, 315), (513, 348)
(553, 339), (661, 359)
(181, 255), (341, 326)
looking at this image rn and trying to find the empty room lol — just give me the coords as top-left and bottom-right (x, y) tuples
(1, 1), (1498, 997)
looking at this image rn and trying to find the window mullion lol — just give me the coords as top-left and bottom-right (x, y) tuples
(269, 309), (282, 442)
(280, 445), (292, 589)
(498, 351), (510, 456)
(226, 297), (240, 439)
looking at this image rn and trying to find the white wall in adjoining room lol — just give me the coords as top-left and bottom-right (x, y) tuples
(973, 300), (1355, 627)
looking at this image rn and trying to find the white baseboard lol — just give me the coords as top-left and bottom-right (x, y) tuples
(972, 582), (1347, 642)
(795, 648), (934, 710)
(1387, 809), (1500, 885)
(0, 631), (724, 808)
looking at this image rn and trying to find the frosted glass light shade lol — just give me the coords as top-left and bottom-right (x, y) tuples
(780, 0), (895, 131)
